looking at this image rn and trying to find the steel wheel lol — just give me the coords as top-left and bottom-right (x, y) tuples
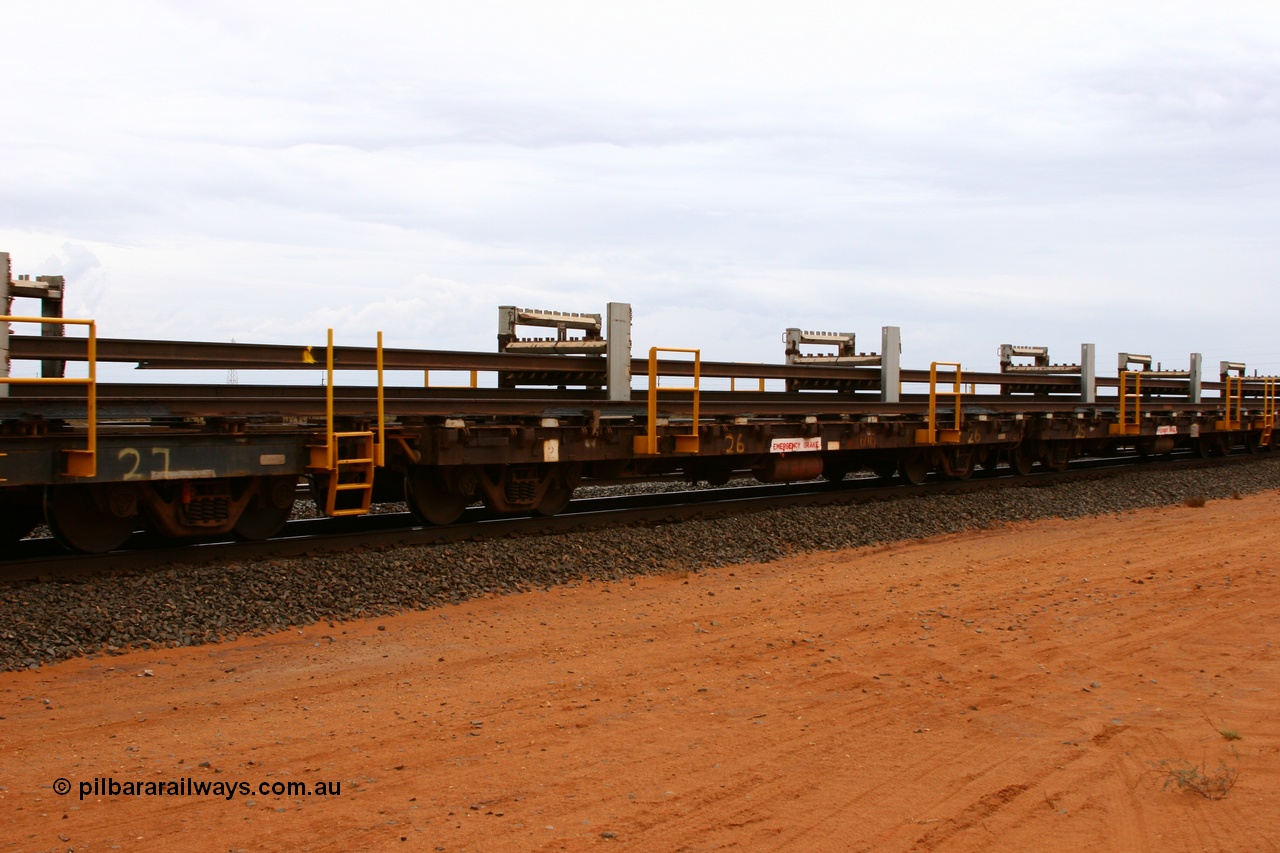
(405, 467), (468, 525)
(45, 485), (136, 554)
(1009, 443), (1035, 476)
(233, 477), (297, 541)
(899, 451), (930, 485)
(534, 483), (573, 517)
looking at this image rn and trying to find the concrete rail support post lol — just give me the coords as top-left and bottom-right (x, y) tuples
(880, 325), (901, 404)
(607, 302), (632, 402)
(496, 305), (516, 351)
(1080, 343), (1096, 404)
(1189, 353), (1202, 404)
(0, 252), (9, 398)
(37, 275), (65, 378)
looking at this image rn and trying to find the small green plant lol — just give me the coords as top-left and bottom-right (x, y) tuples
(1203, 713), (1243, 741)
(1154, 756), (1238, 800)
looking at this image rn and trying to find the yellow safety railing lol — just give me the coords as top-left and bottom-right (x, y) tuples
(914, 361), (963, 445)
(0, 315), (97, 477)
(1260, 377), (1275, 447)
(307, 329), (385, 516)
(634, 347), (701, 455)
(1110, 370), (1143, 436)
(1219, 375), (1244, 431)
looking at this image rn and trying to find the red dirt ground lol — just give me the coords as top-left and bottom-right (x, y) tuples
(3, 492), (1278, 852)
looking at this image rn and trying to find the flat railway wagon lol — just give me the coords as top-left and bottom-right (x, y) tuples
(2, 251), (1276, 554)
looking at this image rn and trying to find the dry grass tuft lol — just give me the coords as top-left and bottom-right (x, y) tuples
(1153, 756), (1239, 800)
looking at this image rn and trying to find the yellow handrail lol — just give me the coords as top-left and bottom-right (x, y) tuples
(634, 347), (701, 455)
(0, 315), (96, 477)
(916, 361), (962, 444)
(1264, 377), (1276, 447)
(1111, 370), (1142, 436)
(309, 328), (384, 516)
(316, 328), (385, 467)
(376, 331), (385, 466)
(1222, 375), (1243, 431)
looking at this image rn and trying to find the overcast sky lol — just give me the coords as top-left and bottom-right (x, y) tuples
(3, 1), (1278, 386)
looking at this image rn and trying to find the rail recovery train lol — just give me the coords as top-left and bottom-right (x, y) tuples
(1, 251), (1275, 553)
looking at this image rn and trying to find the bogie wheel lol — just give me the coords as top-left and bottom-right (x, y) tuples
(45, 485), (137, 554)
(405, 467), (469, 526)
(1009, 443), (1035, 476)
(1042, 444), (1071, 472)
(899, 451), (931, 486)
(534, 483), (573, 517)
(233, 477), (297, 541)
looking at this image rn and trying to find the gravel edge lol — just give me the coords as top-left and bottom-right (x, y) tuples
(3, 457), (1278, 671)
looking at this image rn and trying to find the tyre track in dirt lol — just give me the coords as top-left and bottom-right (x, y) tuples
(2, 495), (1278, 852)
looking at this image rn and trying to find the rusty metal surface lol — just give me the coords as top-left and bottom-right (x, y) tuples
(10, 335), (1253, 402)
(0, 451), (1261, 584)
(0, 383), (1232, 421)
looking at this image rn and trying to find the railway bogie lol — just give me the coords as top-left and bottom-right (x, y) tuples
(2, 252), (1277, 553)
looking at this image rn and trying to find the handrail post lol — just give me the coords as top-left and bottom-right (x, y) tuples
(634, 347), (701, 455)
(0, 314), (97, 477)
(916, 361), (962, 444)
(326, 328), (336, 469)
(376, 331), (385, 466)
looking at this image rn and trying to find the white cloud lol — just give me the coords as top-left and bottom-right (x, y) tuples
(2, 1), (1279, 382)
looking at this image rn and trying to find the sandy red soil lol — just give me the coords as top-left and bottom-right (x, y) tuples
(2, 492), (1278, 852)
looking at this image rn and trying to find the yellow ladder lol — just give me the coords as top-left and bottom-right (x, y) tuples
(915, 361), (963, 444)
(1262, 377), (1276, 447)
(312, 431), (377, 516)
(1217, 375), (1243, 431)
(307, 329), (385, 516)
(1109, 371), (1142, 436)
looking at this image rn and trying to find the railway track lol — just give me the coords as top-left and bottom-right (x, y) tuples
(1, 450), (1265, 584)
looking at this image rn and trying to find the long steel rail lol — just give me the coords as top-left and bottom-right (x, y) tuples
(7, 333), (1254, 395)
